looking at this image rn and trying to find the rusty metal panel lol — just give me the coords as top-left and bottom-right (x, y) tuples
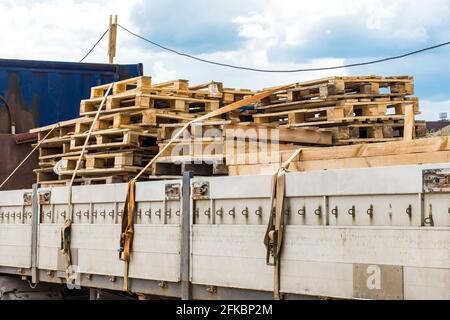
(0, 134), (37, 190)
(353, 264), (404, 300)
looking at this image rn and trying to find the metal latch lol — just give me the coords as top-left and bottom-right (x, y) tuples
(23, 192), (32, 206)
(423, 169), (450, 192)
(38, 190), (51, 204)
(192, 181), (209, 200)
(165, 183), (181, 200)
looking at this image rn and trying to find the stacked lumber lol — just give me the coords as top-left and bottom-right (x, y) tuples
(228, 137), (450, 176)
(154, 121), (333, 176)
(252, 76), (426, 144)
(31, 76), (250, 186)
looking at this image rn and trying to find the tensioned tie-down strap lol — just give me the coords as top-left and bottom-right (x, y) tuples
(119, 83), (295, 292)
(264, 147), (303, 300)
(60, 84), (113, 276)
(120, 179), (136, 293)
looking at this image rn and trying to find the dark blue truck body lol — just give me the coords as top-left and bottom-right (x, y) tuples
(0, 58), (142, 190)
(0, 58), (143, 133)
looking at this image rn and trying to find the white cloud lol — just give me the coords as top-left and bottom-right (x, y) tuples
(231, 0), (450, 48)
(232, 14), (275, 40)
(418, 100), (450, 121)
(0, 0), (449, 120)
(0, 0), (142, 62)
(151, 61), (179, 83)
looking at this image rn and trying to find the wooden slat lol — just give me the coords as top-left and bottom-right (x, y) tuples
(227, 137), (450, 165)
(228, 150), (450, 175)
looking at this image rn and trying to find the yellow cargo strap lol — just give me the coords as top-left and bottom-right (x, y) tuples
(120, 178), (136, 289)
(60, 84), (113, 277)
(119, 84), (295, 292)
(264, 148), (303, 300)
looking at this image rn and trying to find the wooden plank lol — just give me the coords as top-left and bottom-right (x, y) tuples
(227, 137), (450, 166)
(228, 150), (450, 175)
(403, 104), (416, 141)
(224, 123), (332, 145)
(60, 166), (152, 176)
(30, 117), (87, 134)
(152, 79), (189, 90)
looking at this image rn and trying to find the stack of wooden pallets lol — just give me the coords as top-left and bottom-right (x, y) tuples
(31, 76), (256, 186)
(30, 74), (442, 186)
(251, 76), (426, 144)
(154, 120), (333, 176)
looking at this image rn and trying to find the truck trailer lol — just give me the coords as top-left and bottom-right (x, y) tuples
(0, 163), (448, 300)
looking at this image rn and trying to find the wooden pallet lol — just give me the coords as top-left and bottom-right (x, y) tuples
(222, 88), (256, 104)
(58, 151), (155, 179)
(80, 91), (221, 116)
(69, 129), (157, 151)
(30, 117), (86, 140)
(91, 77), (222, 100)
(80, 91), (150, 115)
(188, 82), (258, 103)
(75, 109), (195, 134)
(330, 123), (397, 140)
(149, 80), (224, 100)
(158, 140), (319, 166)
(283, 115), (405, 128)
(35, 167), (71, 185)
(38, 143), (73, 159)
(260, 76), (414, 105)
(256, 95), (417, 114)
(158, 121), (232, 140)
(90, 76), (152, 98)
(158, 121), (333, 145)
(60, 151), (152, 171)
(188, 81), (223, 99)
(253, 100), (419, 125)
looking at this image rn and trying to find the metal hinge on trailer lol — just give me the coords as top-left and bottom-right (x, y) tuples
(23, 190), (51, 205)
(23, 192), (32, 206)
(38, 190), (51, 204)
(423, 168), (450, 192)
(192, 181), (209, 200)
(165, 183), (181, 201)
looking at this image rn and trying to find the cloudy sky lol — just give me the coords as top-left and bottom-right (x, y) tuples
(0, 0), (449, 120)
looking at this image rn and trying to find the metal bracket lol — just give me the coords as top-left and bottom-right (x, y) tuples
(206, 285), (217, 294)
(23, 192), (32, 206)
(38, 190), (51, 205)
(165, 183), (181, 201)
(192, 181), (209, 200)
(423, 169), (450, 192)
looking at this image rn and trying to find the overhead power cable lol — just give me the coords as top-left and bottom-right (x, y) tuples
(79, 29), (109, 63)
(118, 24), (450, 73)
